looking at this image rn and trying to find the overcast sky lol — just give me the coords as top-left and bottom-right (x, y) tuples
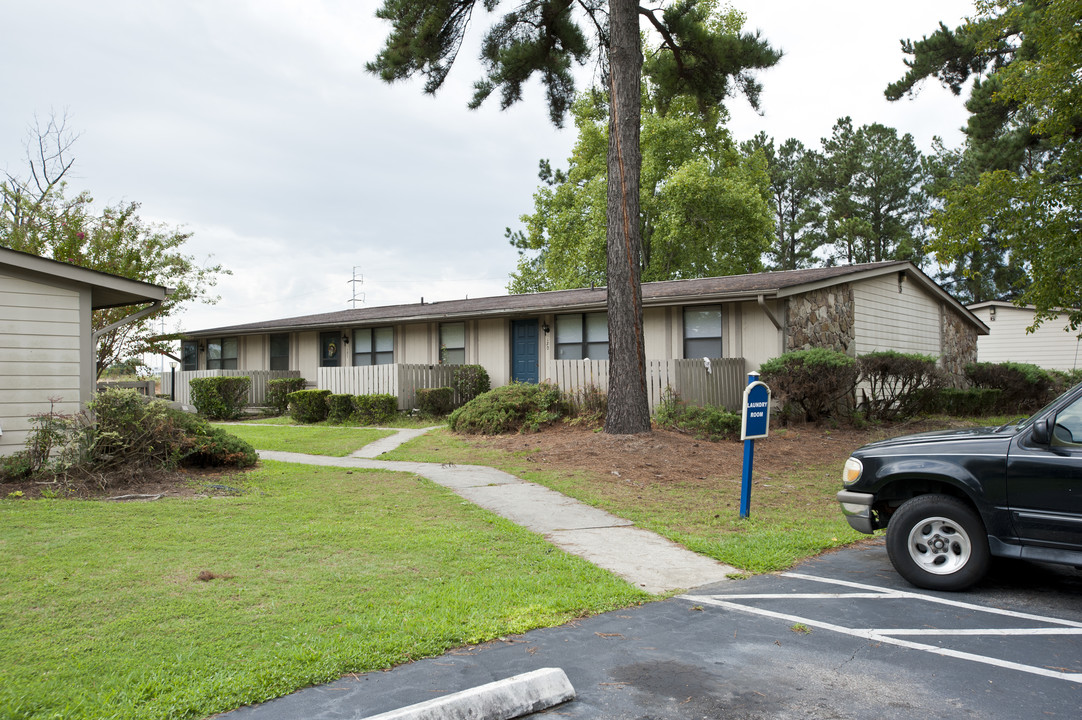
(2, 1), (976, 336)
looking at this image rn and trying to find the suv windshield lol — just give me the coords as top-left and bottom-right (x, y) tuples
(1013, 381), (1082, 433)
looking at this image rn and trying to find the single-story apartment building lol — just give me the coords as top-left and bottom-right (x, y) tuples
(968, 301), (1080, 371)
(1, 247), (171, 456)
(178, 261), (987, 411)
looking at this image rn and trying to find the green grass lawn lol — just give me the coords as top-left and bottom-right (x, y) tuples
(0, 462), (645, 720)
(379, 428), (867, 573)
(213, 424), (395, 456)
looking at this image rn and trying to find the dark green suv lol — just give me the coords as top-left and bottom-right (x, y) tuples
(837, 382), (1082, 591)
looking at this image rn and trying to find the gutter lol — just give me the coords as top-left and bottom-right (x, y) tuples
(184, 290), (788, 339)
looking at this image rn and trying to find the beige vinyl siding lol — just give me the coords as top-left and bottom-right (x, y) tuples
(400, 323), (432, 364)
(476, 318), (509, 387)
(643, 307), (672, 360)
(739, 299), (782, 372)
(854, 274), (940, 357)
(973, 305), (1081, 371)
(296, 331), (318, 382)
(242, 334), (268, 371)
(1, 273), (83, 455)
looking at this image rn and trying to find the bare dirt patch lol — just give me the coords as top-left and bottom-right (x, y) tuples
(463, 418), (967, 489)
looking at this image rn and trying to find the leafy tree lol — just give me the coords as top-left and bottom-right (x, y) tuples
(1, 119), (228, 376)
(369, 0), (779, 433)
(923, 138), (1029, 303)
(888, 0), (1081, 332)
(508, 86), (773, 292)
(811, 118), (928, 266)
(743, 133), (820, 270)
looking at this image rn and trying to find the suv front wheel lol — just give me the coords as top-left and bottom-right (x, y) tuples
(885, 494), (990, 591)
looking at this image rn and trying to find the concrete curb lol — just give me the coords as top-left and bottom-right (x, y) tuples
(360, 667), (575, 720)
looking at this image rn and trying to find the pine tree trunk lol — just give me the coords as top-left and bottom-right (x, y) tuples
(603, 0), (650, 435)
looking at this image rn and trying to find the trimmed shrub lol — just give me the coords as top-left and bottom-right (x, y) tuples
(288, 389), (332, 423)
(935, 387), (1003, 416)
(326, 394), (355, 423)
(857, 350), (943, 421)
(654, 388), (740, 441)
(416, 387), (455, 416)
(352, 394), (398, 425)
(759, 348), (858, 423)
(189, 376), (250, 420)
(965, 361), (1054, 412)
(449, 382), (563, 434)
(266, 377), (307, 415)
(452, 365), (491, 405)
(1049, 368), (1082, 395)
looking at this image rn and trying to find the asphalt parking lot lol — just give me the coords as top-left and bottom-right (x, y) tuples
(221, 540), (1082, 720)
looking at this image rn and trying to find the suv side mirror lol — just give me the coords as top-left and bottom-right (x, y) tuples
(1031, 417), (1051, 445)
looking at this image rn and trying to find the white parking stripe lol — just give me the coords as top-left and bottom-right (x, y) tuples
(882, 628), (1082, 636)
(783, 572), (1082, 628)
(679, 573), (1082, 684)
(679, 595), (1082, 683)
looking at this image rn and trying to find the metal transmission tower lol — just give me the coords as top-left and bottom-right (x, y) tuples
(348, 266), (365, 308)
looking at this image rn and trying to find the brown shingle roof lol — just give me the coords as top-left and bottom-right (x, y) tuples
(185, 261), (940, 337)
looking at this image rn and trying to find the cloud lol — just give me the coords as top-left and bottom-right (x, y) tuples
(2, 0), (975, 339)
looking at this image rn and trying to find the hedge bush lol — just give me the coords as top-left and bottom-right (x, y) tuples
(449, 382), (563, 434)
(934, 387), (1003, 416)
(965, 361), (1054, 412)
(288, 389), (332, 423)
(352, 393), (398, 424)
(452, 365), (491, 405)
(416, 387), (455, 416)
(189, 376), (250, 420)
(266, 377), (307, 415)
(326, 394), (355, 423)
(759, 348), (858, 423)
(654, 389), (740, 441)
(857, 350), (943, 421)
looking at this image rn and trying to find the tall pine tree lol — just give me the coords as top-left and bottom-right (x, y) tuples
(369, 0), (779, 433)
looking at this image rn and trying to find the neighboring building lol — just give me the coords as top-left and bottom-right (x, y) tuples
(179, 261), (987, 410)
(968, 301), (1081, 371)
(0, 247), (170, 456)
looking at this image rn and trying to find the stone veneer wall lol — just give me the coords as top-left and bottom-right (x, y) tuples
(786, 284), (855, 355)
(941, 306), (978, 386)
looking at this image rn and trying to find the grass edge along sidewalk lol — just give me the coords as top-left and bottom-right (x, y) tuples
(0, 461), (646, 720)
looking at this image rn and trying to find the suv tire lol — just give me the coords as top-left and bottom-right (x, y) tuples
(885, 494), (990, 591)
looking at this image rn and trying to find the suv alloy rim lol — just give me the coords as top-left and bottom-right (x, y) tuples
(906, 516), (972, 575)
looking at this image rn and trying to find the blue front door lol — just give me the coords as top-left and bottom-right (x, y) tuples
(511, 319), (539, 383)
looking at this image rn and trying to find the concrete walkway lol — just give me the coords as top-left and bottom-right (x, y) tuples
(257, 427), (737, 594)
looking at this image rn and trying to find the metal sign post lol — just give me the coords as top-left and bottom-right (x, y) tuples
(740, 372), (771, 519)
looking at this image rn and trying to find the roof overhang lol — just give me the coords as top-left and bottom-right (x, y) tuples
(1, 246), (171, 308)
(182, 261), (989, 338)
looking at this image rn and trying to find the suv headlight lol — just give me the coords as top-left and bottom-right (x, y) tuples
(842, 457), (863, 486)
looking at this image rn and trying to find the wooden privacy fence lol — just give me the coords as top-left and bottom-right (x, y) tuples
(554, 357), (746, 412)
(318, 364), (457, 410)
(170, 369), (302, 406)
(97, 380), (156, 396)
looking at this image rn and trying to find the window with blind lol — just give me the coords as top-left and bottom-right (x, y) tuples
(440, 322), (465, 365)
(353, 327), (394, 366)
(555, 312), (609, 360)
(206, 337), (238, 370)
(683, 305), (723, 358)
